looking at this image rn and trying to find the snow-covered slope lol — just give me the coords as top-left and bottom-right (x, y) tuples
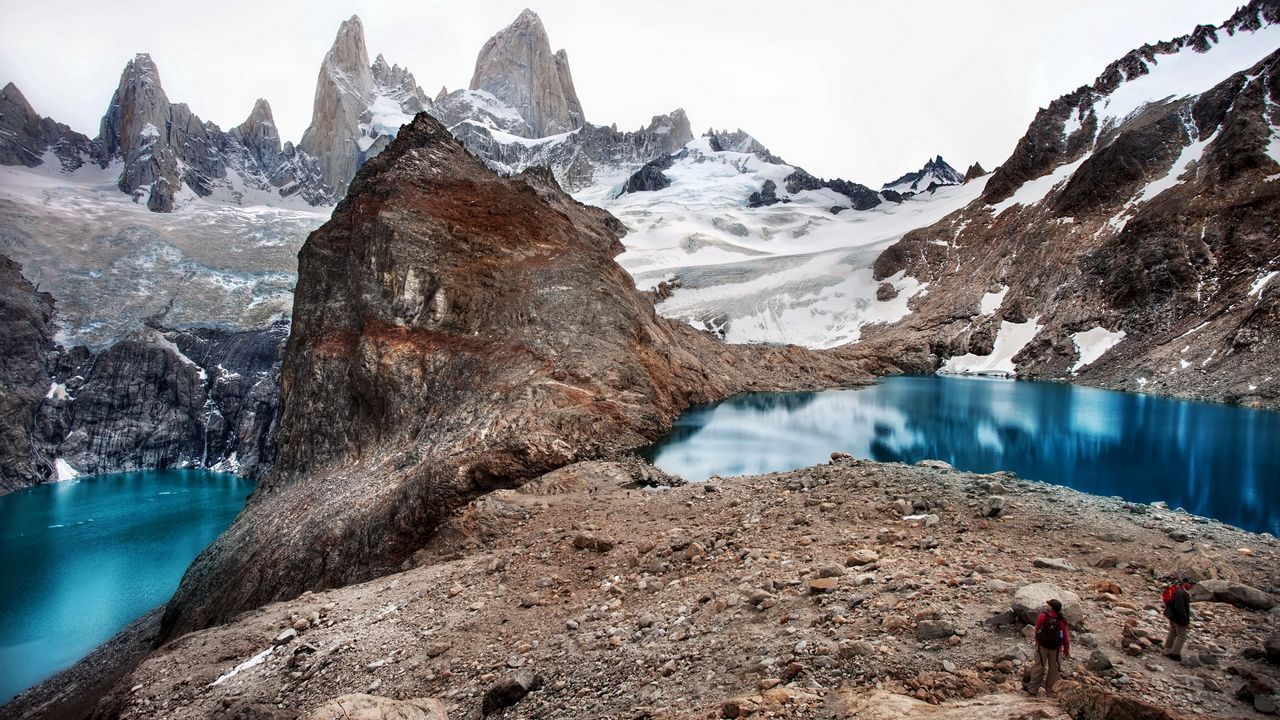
(0, 160), (325, 348)
(588, 136), (989, 347)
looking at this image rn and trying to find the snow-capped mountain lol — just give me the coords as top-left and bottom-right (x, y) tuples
(881, 155), (965, 196)
(860, 0), (1280, 407)
(429, 10), (690, 192)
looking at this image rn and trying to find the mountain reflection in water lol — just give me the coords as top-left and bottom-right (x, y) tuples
(643, 376), (1280, 535)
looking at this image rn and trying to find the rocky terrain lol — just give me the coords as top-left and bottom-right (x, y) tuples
(11, 456), (1278, 719)
(857, 1), (1280, 409)
(155, 112), (876, 641)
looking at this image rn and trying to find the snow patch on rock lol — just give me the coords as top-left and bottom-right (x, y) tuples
(1071, 327), (1126, 373)
(939, 317), (1044, 377)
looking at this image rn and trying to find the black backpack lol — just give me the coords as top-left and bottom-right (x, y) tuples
(1036, 612), (1064, 649)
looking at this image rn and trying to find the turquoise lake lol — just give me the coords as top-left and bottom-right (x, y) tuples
(646, 376), (1280, 536)
(0, 469), (253, 704)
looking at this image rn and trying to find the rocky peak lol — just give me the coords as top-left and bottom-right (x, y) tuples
(645, 108), (693, 148)
(703, 128), (783, 164)
(882, 155), (965, 194)
(327, 15), (375, 95)
(99, 53), (170, 164)
(0, 82), (46, 167)
(299, 14), (430, 195)
(230, 98), (281, 168)
(370, 53), (429, 115)
(964, 161), (987, 181)
(298, 15), (376, 193)
(469, 9), (585, 137)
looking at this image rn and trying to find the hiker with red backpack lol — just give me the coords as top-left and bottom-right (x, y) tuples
(1027, 598), (1071, 697)
(1162, 576), (1194, 660)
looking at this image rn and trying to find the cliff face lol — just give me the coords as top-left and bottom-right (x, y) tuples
(0, 254), (285, 494)
(161, 112), (871, 637)
(0, 256), (58, 492)
(469, 9), (584, 138)
(865, 3), (1280, 407)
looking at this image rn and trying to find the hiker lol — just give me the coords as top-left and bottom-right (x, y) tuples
(1027, 598), (1070, 697)
(1162, 576), (1194, 660)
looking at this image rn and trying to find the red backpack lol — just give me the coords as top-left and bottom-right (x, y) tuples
(1162, 584), (1180, 605)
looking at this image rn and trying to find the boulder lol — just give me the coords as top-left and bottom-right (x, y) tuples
(916, 620), (956, 640)
(981, 495), (1006, 518)
(1013, 583), (1084, 626)
(482, 670), (544, 715)
(1087, 649), (1114, 672)
(1265, 631), (1280, 663)
(1191, 580), (1276, 611)
(846, 549), (880, 566)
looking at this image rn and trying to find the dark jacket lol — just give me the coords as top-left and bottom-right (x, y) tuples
(1164, 585), (1192, 626)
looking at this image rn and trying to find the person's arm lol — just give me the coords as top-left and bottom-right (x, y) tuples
(1033, 612), (1044, 644)
(1062, 622), (1071, 657)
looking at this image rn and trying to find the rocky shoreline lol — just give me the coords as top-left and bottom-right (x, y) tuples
(9, 455), (1276, 719)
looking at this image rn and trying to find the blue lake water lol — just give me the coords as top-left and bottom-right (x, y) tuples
(0, 469), (253, 704)
(645, 375), (1280, 535)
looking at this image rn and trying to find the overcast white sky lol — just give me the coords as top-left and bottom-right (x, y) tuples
(0, 0), (1248, 182)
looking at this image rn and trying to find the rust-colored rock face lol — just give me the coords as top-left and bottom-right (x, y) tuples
(161, 113), (869, 637)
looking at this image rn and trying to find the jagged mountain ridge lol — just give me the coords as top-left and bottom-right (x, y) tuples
(861, 0), (1280, 408)
(0, 10), (704, 208)
(882, 155), (965, 196)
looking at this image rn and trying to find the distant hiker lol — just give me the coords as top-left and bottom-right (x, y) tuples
(1162, 576), (1194, 660)
(1027, 598), (1070, 697)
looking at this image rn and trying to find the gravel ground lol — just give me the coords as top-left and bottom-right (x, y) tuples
(30, 457), (1280, 719)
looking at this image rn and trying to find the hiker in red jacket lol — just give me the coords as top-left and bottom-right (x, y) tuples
(1027, 598), (1071, 697)
(1162, 576), (1194, 661)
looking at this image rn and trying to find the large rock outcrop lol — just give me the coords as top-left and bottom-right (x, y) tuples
(469, 9), (584, 138)
(863, 0), (1280, 408)
(160, 112), (869, 636)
